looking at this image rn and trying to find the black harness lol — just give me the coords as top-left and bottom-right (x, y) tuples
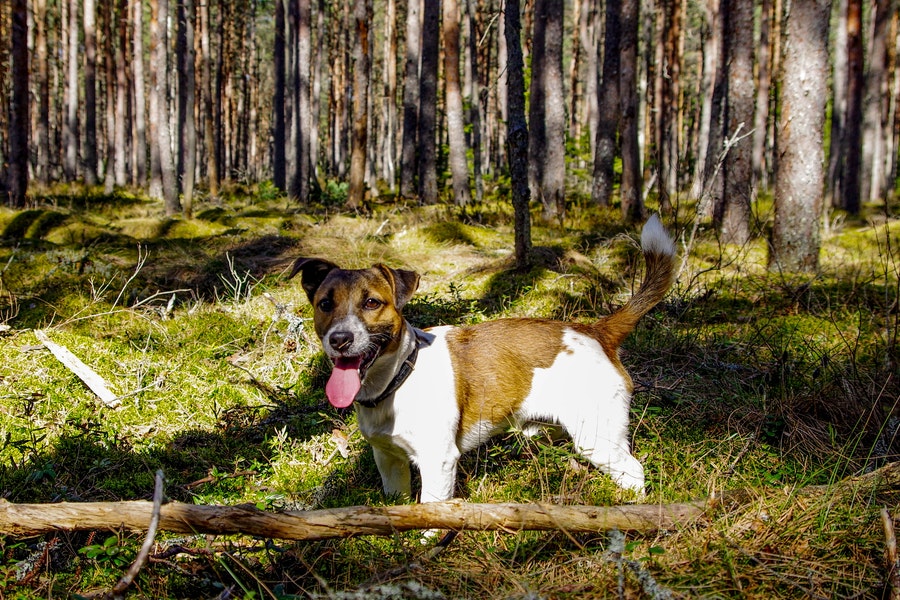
(356, 344), (419, 408)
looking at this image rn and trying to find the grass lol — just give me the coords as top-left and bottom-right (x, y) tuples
(0, 185), (897, 598)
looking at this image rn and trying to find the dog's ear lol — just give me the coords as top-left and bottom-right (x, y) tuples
(288, 258), (339, 302)
(376, 264), (420, 309)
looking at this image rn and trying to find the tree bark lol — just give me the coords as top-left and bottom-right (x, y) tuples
(444, 0), (472, 206)
(291, 0), (312, 203)
(752, 0), (773, 194)
(619, 0), (643, 222)
(8, 0), (28, 206)
(131, 0), (148, 186)
(771, 0), (830, 273)
(689, 0), (720, 201)
(65, 0), (80, 182)
(150, 0), (179, 214)
(860, 0), (891, 204)
(528, 0), (566, 222)
(591, 0), (621, 207)
(381, 0), (398, 191)
(346, 0), (371, 209)
(417, 0), (440, 204)
(273, 0), (286, 191)
(465, 0), (484, 202)
(177, 0), (197, 217)
(83, 0), (98, 186)
(400, 0), (421, 199)
(34, 0), (51, 186)
(505, 0), (532, 269)
(838, 0), (863, 214)
(200, 0), (218, 199)
(718, 0), (754, 245)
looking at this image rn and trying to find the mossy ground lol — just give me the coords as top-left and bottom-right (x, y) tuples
(0, 185), (897, 598)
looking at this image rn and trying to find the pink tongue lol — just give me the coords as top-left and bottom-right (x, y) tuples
(325, 356), (363, 408)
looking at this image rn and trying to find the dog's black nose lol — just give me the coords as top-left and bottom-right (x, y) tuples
(329, 331), (354, 351)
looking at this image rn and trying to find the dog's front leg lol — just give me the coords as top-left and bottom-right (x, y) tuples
(372, 446), (412, 499)
(417, 451), (460, 502)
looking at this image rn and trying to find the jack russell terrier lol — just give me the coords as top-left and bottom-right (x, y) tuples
(290, 214), (675, 502)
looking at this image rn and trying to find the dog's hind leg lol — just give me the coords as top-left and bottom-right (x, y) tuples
(564, 417), (646, 495)
(372, 446), (412, 499)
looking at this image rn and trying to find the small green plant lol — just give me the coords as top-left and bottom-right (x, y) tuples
(78, 534), (134, 569)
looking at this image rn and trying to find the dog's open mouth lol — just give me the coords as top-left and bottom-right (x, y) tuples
(325, 352), (377, 408)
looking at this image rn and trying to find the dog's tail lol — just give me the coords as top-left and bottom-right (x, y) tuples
(597, 214), (676, 348)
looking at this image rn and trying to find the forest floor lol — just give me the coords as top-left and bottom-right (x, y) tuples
(0, 186), (898, 598)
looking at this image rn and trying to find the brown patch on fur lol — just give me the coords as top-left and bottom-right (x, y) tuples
(310, 267), (408, 353)
(446, 319), (566, 433)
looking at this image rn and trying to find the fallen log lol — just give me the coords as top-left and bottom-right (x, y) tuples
(0, 498), (708, 540)
(3, 462), (898, 541)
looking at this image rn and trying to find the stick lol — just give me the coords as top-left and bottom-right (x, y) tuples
(883, 508), (900, 600)
(0, 498), (707, 539)
(107, 470), (165, 599)
(34, 330), (120, 409)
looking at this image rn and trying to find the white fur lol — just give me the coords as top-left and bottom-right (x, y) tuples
(641, 213), (676, 257)
(355, 325), (643, 502)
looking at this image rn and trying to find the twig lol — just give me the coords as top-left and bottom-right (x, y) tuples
(34, 329), (120, 408)
(883, 508), (900, 600)
(107, 469), (165, 599)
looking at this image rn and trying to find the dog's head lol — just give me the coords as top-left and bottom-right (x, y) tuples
(289, 258), (420, 408)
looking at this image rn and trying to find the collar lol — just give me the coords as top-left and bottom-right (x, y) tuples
(356, 343), (419, 408)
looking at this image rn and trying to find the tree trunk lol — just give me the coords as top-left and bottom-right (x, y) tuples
(591, 0), (621, 207)
(505, 0), (532, 269)
(65, 0), (80, 182)
(177, 0), (197, 217)
(619, 0), (643, 222)
(689, 0), (720, 201)
(101, 0), (116, 192)
(860, 0), (891, 204)
(400, 0), (421, 199)
(83, 0), (98, 186)
(838, 0), (863, 214)
(381, 0), (398, 191)
(444, 0), (472, 206)
(150, 0), (179, 214)
(311, 0), (325, 186)
(291, 0), (312, 202)
(273, 0), (286, 191)
(8, 0), (28, 206)
(583, 0), (601, 162)
(496, 0), (509, 170)
(569, 0), (583, 143)
(528, 0), (566, 222)
(718, 0), (754, 245)
(34, 0), (50, 186)
(200, 0), (218, 199)
(417, 0), (440, 204)
(131, 0), (147, 186)
(346, 0), (371, 209)
(752, 0), (773, 194)
(657, 0), (682, 214)
(771, 0), (830, 273)
(465, 0), (484, 202)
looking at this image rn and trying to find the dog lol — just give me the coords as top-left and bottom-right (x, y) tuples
(290, 214), (675, 502)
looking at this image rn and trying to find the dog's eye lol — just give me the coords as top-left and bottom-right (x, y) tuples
(363, 297), (383, 310)
(318, 298), (334, 312)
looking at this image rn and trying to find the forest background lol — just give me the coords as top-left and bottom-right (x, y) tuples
(1, 0), (898, 267)
(1, 0), (900, 598)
